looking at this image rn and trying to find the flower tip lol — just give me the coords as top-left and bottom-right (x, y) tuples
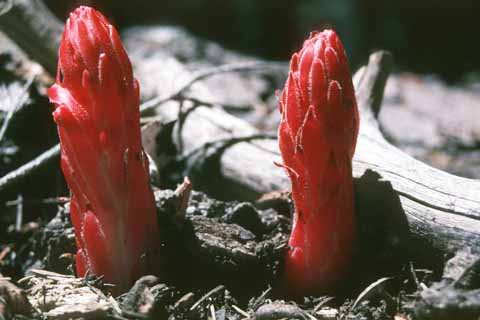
(67, 6), (109, 32)
(68, 5), (93, 21)
(71, 5), (96, 16)
(308, 31), (319, 39)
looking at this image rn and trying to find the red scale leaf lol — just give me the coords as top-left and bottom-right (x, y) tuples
(298, 45), (314, 105)
(309, 58), (327, 115)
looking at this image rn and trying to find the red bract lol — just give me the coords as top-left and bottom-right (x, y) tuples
(48, 6), (159, 292)
(278, 30), (359, 294)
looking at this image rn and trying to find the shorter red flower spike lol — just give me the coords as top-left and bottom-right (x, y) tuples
(48, 6), (159, 292)
(278, 30), (359, 294)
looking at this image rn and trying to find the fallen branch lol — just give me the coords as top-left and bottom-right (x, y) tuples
(254, 302), (308, 320)
(0, 0), (63, 74)
(0, 144), (60, 193)
(0, 74), (35, 142)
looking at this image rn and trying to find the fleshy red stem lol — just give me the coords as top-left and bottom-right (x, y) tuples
(278, 30), (359, 295)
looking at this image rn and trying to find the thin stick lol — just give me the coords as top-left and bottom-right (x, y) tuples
(190, 285), (225, 311)
(232, 305), (250, 318)
(0, 143), (60, 192)
(15, 194), (23, 231)
(0, 74), (35, 142)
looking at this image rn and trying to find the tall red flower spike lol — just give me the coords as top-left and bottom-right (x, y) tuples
(48, 6), (159, 292)
(278, 30), (359, 295)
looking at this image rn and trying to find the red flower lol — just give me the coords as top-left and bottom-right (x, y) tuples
(48, 6), (159, 292)
(278, 30), (359, 294)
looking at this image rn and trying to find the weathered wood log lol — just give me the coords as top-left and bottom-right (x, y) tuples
(130, 49), (480, 259)
(0, 0), (63, 74)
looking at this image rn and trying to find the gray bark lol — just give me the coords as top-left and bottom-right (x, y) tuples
(0, 0), (63, 74)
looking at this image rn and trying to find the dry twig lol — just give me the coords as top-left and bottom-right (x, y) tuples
(0, 75), (35, 142)
(0, 143), (60, 192)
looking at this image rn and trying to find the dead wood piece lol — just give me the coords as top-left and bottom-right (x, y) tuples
(0, 275), (34, 317)
(0, 0), (63, 74)
(352, 277), (393, 310)
(173, 176), (192, 225)
(41, 207), (76, 273)
(416, 289), (480, 320)
(414, 248), (480, 320)
(254, 302), (308, 320)
(24, 271), (121, 319)
(442, 247), (480, 283)
(0, 74), (35, 142)
(121, 275), (159, 315)
(188, 215), (259, 270)
(189, 285), (224, 311)
(0, 143), (60, 193)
